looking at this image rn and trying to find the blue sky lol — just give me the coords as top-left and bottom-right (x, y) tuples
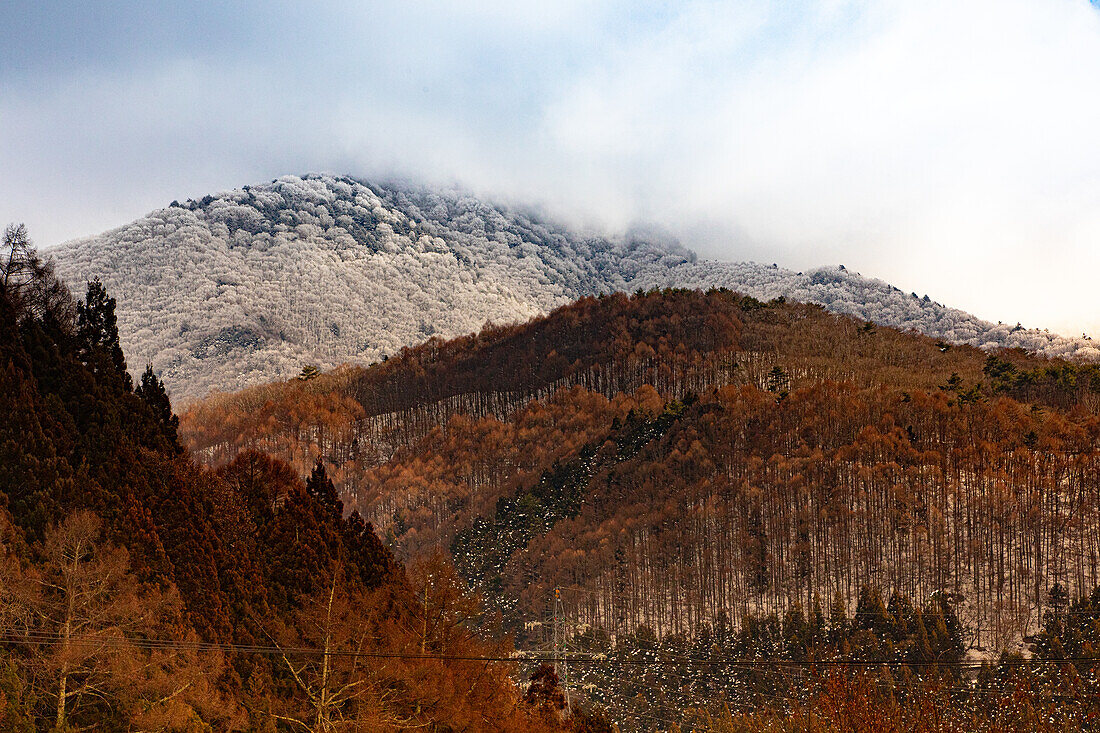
(3, 1), (1100, 335)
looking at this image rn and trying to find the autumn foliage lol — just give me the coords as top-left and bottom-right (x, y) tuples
(179, 287), (1100, 729)
(181, 289), (1100, 642)
(0, 228), (565, 731)
(14, 215), (1100, 730)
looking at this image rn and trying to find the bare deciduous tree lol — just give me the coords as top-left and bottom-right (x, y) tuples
(1, 510), (238, 730)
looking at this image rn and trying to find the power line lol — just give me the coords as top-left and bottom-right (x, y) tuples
(1, 631), (525, 662)
(5, 632), (1096, 733)
(5, 630), (1100, 670)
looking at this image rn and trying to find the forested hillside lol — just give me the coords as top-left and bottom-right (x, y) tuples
(50, 174), (1099, 398)
(0, 225), (586, 731)
(180, 287), (1100, 729)
(183, 289), (1100, 649)
(50, 175), (692, 397)
(11, 216), (1100, 730)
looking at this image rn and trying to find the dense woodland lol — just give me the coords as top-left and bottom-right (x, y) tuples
(183, 288), (1100, 639)
(0, 225), (599, 731)
(182, 286), (1100, 729)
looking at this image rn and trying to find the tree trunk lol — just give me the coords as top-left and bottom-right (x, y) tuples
(316, 574), (336, 733)
(57, 545), (80, 730)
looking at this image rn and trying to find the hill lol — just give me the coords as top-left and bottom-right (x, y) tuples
(49, 174), (1100, 399)
(182, 288), (1100, 639)
(181, 288), (1100, 727)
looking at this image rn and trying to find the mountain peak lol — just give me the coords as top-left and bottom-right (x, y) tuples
(49, 174), (1100, 398)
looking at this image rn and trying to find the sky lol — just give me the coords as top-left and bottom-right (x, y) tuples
(2, 0), (1100, 336)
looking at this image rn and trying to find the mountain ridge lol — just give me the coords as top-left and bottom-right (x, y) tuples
(48, 173), (1100, 398)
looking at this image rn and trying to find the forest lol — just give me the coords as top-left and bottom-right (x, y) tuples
(8, 217), (1100, 730)
(182, 284), (1100, 729)
(0, 224), (603, 730)
(182, 287), (1100, 637)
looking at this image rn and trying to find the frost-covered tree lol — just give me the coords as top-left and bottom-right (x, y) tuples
(48, 175), (1100, 398)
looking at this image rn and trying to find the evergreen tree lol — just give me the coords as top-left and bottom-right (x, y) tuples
(808, 594), (826, 654)
(136, 364), (180, 447)
(76, 278), (130, 390)
(828, 594), (850, 649)
(305, 459), (342, 520)
(782, 602), (809, 660)
(926, 592), (964, 666)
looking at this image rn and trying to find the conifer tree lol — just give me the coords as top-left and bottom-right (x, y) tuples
(76, 278), (130, 390)
(306, 459), (343, 520)
(136, 364), (180, 447)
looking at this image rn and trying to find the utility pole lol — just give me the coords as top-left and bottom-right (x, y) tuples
(553, 588), (572, 714)
(552, 588), (559, 678)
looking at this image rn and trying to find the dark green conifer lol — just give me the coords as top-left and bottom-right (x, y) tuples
(136, 364), (180, 447)
(76, 278), (131, 390)
(305, 459), (342, 519)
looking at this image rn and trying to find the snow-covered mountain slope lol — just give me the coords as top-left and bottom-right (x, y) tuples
(633, 262), (1100, 360)
(50, 175), (690, 398)
(50, 174), (1100, 398)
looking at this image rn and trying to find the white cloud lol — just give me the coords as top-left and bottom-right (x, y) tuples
(528, 0), (1100, 334)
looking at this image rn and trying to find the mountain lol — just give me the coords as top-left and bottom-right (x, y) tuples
(49, 175), (691, 398)
(49, 174), (1100, 399)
